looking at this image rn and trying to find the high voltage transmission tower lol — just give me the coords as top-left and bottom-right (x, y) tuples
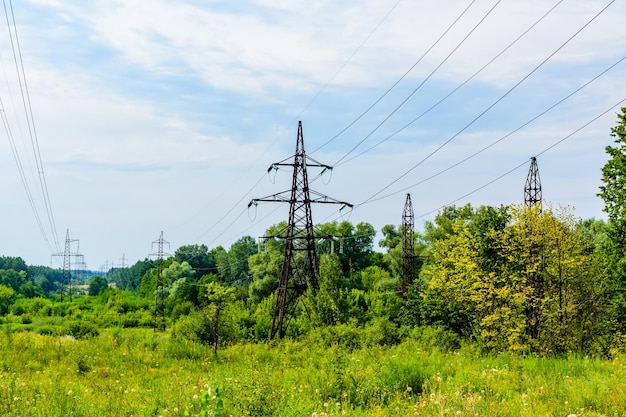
(249, 121), (352, 340)
(400, 193), (416, 297)
(524, 156), (543, 341)
(51, 229), (83, 302)
(524, 156), (542, 209)
(150, 231), (170, 331)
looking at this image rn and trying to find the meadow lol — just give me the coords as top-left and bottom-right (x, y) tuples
(0, 325), (625, 417)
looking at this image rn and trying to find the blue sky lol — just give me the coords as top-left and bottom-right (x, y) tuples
(0, 0), (625, 269)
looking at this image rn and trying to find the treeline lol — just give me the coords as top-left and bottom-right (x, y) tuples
(0, 204), (621, 356)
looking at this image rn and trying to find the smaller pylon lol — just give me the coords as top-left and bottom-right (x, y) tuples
(51, 229), (82, 301)
(524, 157), (542, 209)
(401, 193), (416, 296)
(149, 231), (170, 331)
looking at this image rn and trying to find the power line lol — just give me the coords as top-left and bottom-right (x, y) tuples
(310, 0), (480, 155)
(337, 0), (566, 167)
(331, 0), (503, 166)
(3, 0), (60, 252)
(365, 54), (625, 203)
(0, 97), (53, 253)
(415, 97), (626, 220)
(358, 0), (616, 207)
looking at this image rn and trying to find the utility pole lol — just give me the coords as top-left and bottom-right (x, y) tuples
(150, 231), (170, 331)
(401, 193), (416, 297)
(524, 156), (542, 209)
(249, 121), (352, 340)
(51, 229), (83, 302)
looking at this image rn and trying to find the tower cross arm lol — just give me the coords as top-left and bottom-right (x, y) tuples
(248, 190), (292, 207)
(308, 190), (353, 207)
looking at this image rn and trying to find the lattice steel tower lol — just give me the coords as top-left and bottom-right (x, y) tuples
(51, 229), (82, 301)
(250, 121), (352, 339)
(524, 157), (542, 209)
(401, 193), (416, 296)
(150, 231), (170, 331)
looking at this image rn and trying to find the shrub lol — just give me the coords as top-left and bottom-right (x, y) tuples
(410, 325), (462, 352)
(36, 325), (60, 336)
(63, 320), (100, 339)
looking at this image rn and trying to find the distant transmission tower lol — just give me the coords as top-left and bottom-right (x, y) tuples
(150, 231), (170, 331)
(249, 121), (352, 339)
(524, 157), (542, 209)
(51, 229), (83, 301)
(401, 193), (416, 297)
(524, 157), (544, 341)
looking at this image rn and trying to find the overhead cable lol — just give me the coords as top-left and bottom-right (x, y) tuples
(337, 0), (565, 166)
(359, 0), (616, 206)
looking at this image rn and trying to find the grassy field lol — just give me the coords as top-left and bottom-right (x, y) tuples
(0, 327), (625, 416)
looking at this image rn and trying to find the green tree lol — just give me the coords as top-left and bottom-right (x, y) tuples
(0, 256), (27, 273)
(227, 236), (257, 285)
(306, 254), (348, 327)
(165, 261), (197, 307)
(174, 244), (216, 276)
(421, 205), (609, 354)
(0, 269), (27, 292)
(0, 284), (15, 314)
(88, 276), (108, 296)
(204, 281), (236, 355)
(248, 250), (281, 304)
(598, 107), (626, 331)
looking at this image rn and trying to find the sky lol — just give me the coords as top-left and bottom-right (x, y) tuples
(0, 0), (625, 271)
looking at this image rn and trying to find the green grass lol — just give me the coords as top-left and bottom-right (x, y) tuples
(0, 329), (624, 416)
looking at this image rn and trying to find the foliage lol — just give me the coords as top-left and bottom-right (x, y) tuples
(215, 236), (257, 285)
(0, 269), (27, 292)
(0, 284), (16, 314)
(598, 107), (626, 332)
(88, 276), (108, 296)
(175, 244), (216, 276)
(421, 205), (610, 354)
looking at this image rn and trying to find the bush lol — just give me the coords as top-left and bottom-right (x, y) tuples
(36, 325), (60, 336)
(409, 325), (461, 352)
(363, 317), (400, 346)
(63, 320), (100, 339)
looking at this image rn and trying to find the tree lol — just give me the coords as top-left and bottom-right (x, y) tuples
(248, 250), (281, 303)
(165, 261), (197, 306)
(204, 282), (236, 356)
(0, 256), (27, 273)
(89, 276), (108, 296)
(174, 244), (215, 276)
(421, 205), (610, 354)
(0, 269), (26, 292)
(0, 284), (15, 314)
(227, 236), (257, 285)
(599, 107), (626, 223)
(598, 107), (626, 330)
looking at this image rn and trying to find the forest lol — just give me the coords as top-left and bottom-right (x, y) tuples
(1, 109), (626, 416)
